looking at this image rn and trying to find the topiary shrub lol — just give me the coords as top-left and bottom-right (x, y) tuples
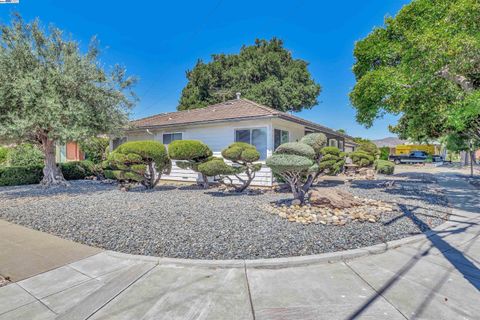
(0, 165), (43, 186)
(60, 161), (95, 180)
(350, 151), (375, 167)
(199, 142), (262, 192)
(7, 143), (44, 166)
(318, 147), (345, 175)
(356, 140), (379, 158)
(79, 137), (110, 164)
(0, 147), (9, 166)
(103, 141), (171, 189)
(375, 160), (395, 175)
(168, 140), (213, 188)
(267, 133), (328, 204)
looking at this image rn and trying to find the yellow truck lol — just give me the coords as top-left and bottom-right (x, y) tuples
(395, 145), (436, 155)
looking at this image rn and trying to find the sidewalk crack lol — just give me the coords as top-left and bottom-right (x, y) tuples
(243, 261), (256, 320)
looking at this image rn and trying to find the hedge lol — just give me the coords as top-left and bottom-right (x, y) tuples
(168, 140), (212, 161)
(0, 166), (43, 186)
(274, 142), (316, 159)
(375, 160), (395, 175)
(0, 147), (9, 165)
(60, 161), (95, 180)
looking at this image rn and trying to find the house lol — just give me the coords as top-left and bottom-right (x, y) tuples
(56, 142), (85, 163)
(118, 97), (356, 186)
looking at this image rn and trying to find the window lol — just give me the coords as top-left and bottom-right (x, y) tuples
(163, 132), (182, 144)
(274, 129), (289, 150)
(329, 139), (338, 148)
(235, 128), (267, 159)
(339, 140), (344, 151)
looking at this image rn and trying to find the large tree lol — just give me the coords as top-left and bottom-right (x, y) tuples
(0, 15), (136, 186)
(178, 38), (321, 112)
(350, 0), (480, 142)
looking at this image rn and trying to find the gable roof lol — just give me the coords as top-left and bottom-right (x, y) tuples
(131, 98), (354, 140)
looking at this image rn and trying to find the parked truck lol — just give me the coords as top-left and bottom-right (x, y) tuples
(389, 150), (443, 164)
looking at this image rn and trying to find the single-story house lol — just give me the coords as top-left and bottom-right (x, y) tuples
(117, 97), (357, 186)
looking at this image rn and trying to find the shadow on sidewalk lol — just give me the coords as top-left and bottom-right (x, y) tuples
(346, 174), (480, 320)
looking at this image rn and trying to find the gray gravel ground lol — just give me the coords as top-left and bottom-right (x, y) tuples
(0, 172), (450, 260)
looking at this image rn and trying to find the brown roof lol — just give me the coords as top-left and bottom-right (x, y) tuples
(130, 98), (353, 140)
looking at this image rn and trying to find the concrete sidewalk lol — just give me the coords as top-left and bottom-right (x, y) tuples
(0, 220), (101, 282)
(0, 172), (479, 319)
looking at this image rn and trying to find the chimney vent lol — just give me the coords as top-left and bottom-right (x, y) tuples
(236, 92), (241, 100)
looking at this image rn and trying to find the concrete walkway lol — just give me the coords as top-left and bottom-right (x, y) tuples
(0, 172), (479, 319)
(0, 220), (101, 282)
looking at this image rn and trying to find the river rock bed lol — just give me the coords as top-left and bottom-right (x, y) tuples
(0, 173), (450, 260)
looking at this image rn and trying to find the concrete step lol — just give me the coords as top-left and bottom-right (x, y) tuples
(55, 262), (157, 320)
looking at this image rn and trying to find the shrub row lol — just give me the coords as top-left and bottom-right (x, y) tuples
(375, 160), (395, 175)
(0, 160), (96, 186)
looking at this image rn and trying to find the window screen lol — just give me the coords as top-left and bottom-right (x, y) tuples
(163, 133), (182, 144)
(235, 128), (267, 160)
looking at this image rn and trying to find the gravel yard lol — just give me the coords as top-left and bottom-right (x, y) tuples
(0, 173), (450, 260)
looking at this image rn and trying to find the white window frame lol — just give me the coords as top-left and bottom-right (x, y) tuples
(162, 132), (183, 145)
(234, 127), (268, 160)
(274, 128), (289, 150)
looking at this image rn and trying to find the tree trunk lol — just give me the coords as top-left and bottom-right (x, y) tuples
(470, 149), (475, 177)
(40, 137), (68, 187)
(201, 173), (209, 189)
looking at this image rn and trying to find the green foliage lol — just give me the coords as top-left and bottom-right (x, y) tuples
(299, 133), (328, 156)
(0, 146), (9, 165)
(221, 142), (260, 163)
(274, 142), (316, 159)
(168, 140), (213, 161)
(350, 0), (480, 142)
(379, 147), (390, 160)
(318, 147), (345, 175)
(104, 141), (170, 189)
(266, 154), (314, 174)
(178, 38), (321, 113)
(201, 143), (262, 192)
(7, 143), (44, 166)
(116, 141), (170, 172)
(0, 15), (137, 185)
(79, 137), (110, 164)
(350, 151), (375, 167)
(356, 140), (379, 157)
(60, 161), (94, 180)
(0, 165), (43, 186)
(375, 160), (395, 175)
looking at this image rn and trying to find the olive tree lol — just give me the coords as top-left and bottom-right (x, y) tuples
(266, 133), (327, 203)
(0, 15), (136, 186)
(198, 142), (262, 192)
(103, 141), (170, 189)
(167, 140), (213, 188)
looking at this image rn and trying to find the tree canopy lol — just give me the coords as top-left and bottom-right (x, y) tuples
(350, 0), (480, 142)
(0, 14), (137, 185)
(178, 38), (321, 112)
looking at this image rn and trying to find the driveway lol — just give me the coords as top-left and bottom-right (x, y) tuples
(0, 170), (479, 320)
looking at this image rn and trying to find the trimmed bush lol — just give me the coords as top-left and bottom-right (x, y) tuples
(357, 140), (379, 157)
(60, 161), (94, 180)
(7, 143), (44, 166)
(168, 140), (212, 188)
(379, 147), (390, 161)
(350, 151), (375, 167)
(104, 141), (171, 189)
(300, 133), (328, 155)
(375, 160), (395, 175)
(275, 142), (315, 159)
(200, 142), (262, 192)
(0, 165), (43, 186)
(318, 146), (345, 175)
(168, 140), (212, 161)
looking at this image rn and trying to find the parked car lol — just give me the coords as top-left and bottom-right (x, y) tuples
(389, 151), (443, 164)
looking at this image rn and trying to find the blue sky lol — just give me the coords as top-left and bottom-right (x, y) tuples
(0, 0), (411, 139)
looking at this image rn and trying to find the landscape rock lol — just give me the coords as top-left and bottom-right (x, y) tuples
(309, 188), (362, 209)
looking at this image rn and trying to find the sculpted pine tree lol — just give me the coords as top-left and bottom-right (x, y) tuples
(178, 38), (321, 113)
(350, 0), (480, 143)
(0, 15), (136, 186)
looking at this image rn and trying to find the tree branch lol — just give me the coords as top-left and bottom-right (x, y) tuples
(437, 66), (475, 93)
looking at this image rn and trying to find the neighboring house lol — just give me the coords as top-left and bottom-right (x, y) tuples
(56, 142), (84, 163)
(118, 98), (356, 186)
